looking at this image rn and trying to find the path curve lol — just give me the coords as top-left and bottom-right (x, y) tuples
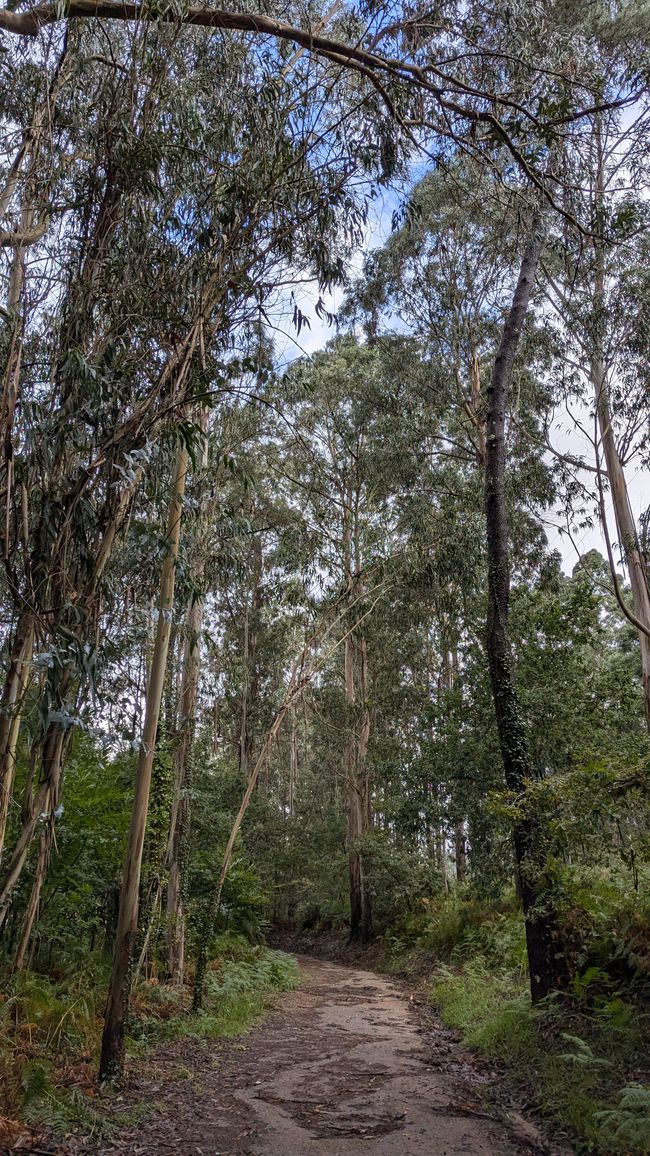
(88, 957), (545, 1155)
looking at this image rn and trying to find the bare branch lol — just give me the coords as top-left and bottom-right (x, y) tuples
(0, 222), (47, 247)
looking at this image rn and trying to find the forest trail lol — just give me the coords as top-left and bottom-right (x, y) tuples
(80, 957), (547, 1156)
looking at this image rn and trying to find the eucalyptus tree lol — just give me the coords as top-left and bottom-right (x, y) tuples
(0, 20), (197, 921)
(0, 0), (646, 1070)
(255, 329), (551, 925)
(164, 408), (209, 986)
(179, 377), (312, 981)
(349, 158), (582, 994)
(481, 204), (578, 999)
(270, 335), (456, 938)
(0, 1), (401, 996)
(0, 0), (641, 218)
(0, 0), (640, 889)
(540, 83), (650, 726)
(100, 435), (188, 1074)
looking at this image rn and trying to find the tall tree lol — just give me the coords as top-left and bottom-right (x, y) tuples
(484, 209), (570, 999)
(100, 440), (188, 1079)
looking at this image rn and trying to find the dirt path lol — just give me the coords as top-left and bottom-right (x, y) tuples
(81, 958), (550, 1155)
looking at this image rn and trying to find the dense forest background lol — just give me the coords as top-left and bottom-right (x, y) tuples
(0, 0), (649, 1149)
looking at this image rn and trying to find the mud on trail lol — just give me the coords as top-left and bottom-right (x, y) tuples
(75, 958), (554, 1156)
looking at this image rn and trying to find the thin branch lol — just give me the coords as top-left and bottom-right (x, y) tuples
(595, 418), (650, 641)
(0, 222), (47, 247)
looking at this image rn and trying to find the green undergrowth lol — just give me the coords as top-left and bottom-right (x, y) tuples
(382, 889), (527, 978)
(382, 883), (650, 1154)
(432, 962), (649, 1153)
(129, 936), (299, 1051)
(0, 935), (299, 1140)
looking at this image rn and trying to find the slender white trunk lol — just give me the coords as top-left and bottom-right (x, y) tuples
(100, 443), (188, 1079)
(592, 118), (650, 729)
(0, 618), (34, 858)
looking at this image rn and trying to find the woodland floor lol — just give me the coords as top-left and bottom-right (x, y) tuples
(57, 958), (567, 1156)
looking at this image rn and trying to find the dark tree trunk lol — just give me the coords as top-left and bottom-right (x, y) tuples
(103, 883), (121, 955)
(345, 632), (372, 945)
(454, 824), (467, 883)
(484, 214), (569, 1002)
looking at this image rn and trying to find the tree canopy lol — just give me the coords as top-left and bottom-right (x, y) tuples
(0, 0), (649, 1148)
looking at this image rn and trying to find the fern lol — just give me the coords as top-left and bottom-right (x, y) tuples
(20, 1062), (111, 1138)
(205, 948), (299, 1000)
(596, 1085), (650, 1154)
(21, 1060), (53, 1103)
(559, 1033), (614, 1070)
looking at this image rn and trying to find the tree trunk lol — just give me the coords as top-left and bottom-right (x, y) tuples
(484, 212), (569, 1002)
(13, 813), (51, 970)
(435, 827), (449, 893)
(135, 878), (162, 982)
(591, 120), (650, 730)
(454, 823), (467, 883)
(344, 485), (372, 944)
(0, 722), (68, 920)
(99, 443), (187, 1081)
(239, 606), (250, 778)
(165, 410), (209, 984)
(192, 665), (308, 1011)
(238, 533), (262, 779)
(165, 587), (203, 985)
(288, 704), (297, 818)
(595, 372), (650, 728)
(0, 462), (143, 916)
(0, 615), (34, 858)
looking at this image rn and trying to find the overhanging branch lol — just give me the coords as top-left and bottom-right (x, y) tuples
(0, 1), (639, 232)
(0, 0), (634, 137)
